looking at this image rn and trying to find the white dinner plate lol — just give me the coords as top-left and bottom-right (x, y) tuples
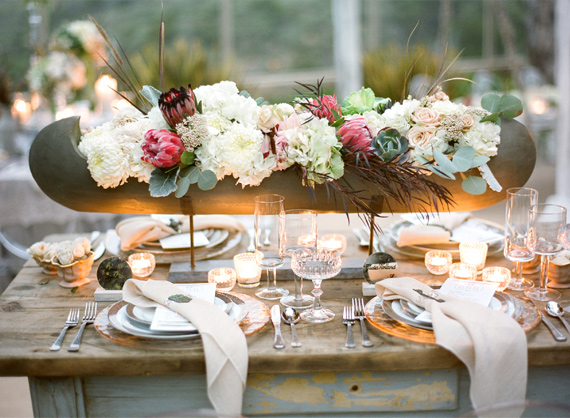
(383, 293), (515, 331)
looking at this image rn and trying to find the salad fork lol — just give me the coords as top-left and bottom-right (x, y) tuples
(68, 302), (97, 352)
(50, 308), (80, 351)
(343, 306), (356, 348)
(352, 298), (373, 347)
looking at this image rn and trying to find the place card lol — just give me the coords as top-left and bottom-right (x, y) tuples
(414, 278), (499, 323)
(150, 283), (216, 332)
(159, 231), (209, 249)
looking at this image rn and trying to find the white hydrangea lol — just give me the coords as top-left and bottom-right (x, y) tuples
(194, 81), (259, 127)
(147, 106), (170, 130)
(379, 99), (421, 135)
(457, 121), (501, 157)
(196, 122), (275, 187)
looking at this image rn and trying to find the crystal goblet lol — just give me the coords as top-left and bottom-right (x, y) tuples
(291, 248), (342, 323)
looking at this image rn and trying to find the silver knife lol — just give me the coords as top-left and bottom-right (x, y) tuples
(540, 309), (567, 342)
(271, 305), (285, 349)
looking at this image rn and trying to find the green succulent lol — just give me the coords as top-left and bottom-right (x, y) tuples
(371, 128), (409, 163)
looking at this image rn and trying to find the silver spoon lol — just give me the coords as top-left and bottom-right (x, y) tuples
(282, 307), (302, 348)
(546, 301), (570, 335)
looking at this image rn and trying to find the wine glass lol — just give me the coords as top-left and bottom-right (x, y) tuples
(524, 204), (567, 301)
(291, 248), (342, 323)
(254, 194), (289, 300)
(504, 187), (538, 291)
(279, 209), (317, 309)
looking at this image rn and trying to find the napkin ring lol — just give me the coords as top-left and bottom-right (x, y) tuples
(413, 289), (445, 303)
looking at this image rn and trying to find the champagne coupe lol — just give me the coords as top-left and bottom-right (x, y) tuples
(524, 204), (567, 301)
(291, 248), (342, 323)
(279, 209), (317, 309)
(254, 194), (289, 300)
(504, 187), (538, 291)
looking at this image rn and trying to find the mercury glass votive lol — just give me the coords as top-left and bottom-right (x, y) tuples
(425, 250), (453, 275)
(459, 241), (488, 271)
(127, 253), (156, 277)
(318, 234), (347, 254)
(449, 262), (478, 281)
(233, 253), (262, 288)
(208, 267), (237, 292)
(481, 266), (511, 291)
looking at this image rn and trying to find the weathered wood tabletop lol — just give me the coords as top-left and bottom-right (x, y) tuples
(1, 214), (570, 416)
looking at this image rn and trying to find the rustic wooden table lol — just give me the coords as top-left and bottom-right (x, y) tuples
(1, 217), (570, 417)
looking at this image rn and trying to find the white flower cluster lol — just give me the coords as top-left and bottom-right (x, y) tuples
(27, 241), (57, 262)
(28, 237), (91, 266)
(376, 96), (500, 167)
(78, 107), (159, 188)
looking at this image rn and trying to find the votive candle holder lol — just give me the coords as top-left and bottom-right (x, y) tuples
(208, 267), (237, 292)
(233, 252), (262, 288)
(425, 250), (453, 275)
(481, 266), (511, 291)
(127, 253), (156, 278)
(449, 262), (478, 281)
(459, 240), (488, 271)
(318, 234), (347, 254)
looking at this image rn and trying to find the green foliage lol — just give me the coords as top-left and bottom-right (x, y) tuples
(480, 93), (523, 122)
(363, 45), (463, 102)
(149, 167), (180, 197)
(129, 38), (240, 92)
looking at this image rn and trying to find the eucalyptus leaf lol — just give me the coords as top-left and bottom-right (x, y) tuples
(197, 170), (218, 190)
(140, 85), (162, 107)
(179, 166), (201, 184)
(499, 94), (523, 118)
(480, 113), (499, 123)
(471, 155), (490, 168)
(481, 94), (501, 113)
(424, 163), (456, 180)
(175, 175), (191, 198)
(149, 167), (179, 197)
(433, 150), (458, 174)
(462, 175), (487, 195)
(452, 146), (475, 172)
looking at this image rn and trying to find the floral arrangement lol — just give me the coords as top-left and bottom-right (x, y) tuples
(27, 237), (91, 266)
(27, 20), (107, 111)
(77, 18), (522, 220)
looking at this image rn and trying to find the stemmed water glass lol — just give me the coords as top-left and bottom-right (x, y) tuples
(291, 248), (342, 323)
(504, 187), (538, 291)
(279, 209), (317, 309)
(254, 194), (289, 300)
(524, 204), (567, 301)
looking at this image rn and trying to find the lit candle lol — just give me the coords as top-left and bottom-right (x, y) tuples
(459, 241), (488, 272)
(233, 253), (261, 288)
(318, 234), (347, 254)
(208, 267), (237, 292)
(425, 250), (452, 275)
(297, 234), (316, 247)
(95, 75), (117, 115)
(12, 98), (32, 124)
(128, 253), (156, 278)
(481, 266), (511, 291)
(449, 262), (477, 280)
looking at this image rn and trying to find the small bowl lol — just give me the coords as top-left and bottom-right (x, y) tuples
(31, 256), (58, 275)
(52, 252), (95, 288)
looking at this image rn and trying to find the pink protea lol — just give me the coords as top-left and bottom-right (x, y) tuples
(159, 85), (197, 127)
(309, 94), (342, 124)
(337, 117), (373, 152)
(141, 129), (185, 168)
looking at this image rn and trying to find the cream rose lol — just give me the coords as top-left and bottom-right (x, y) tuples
(461, 114), (475, 130)
(258, 105), (282, 133)
(407, 126), (436, 148)
(412, 107), (441, 126)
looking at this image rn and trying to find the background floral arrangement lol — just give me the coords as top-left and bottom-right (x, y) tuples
(27, 19), (107, 112)
(77, 18), (522, 220)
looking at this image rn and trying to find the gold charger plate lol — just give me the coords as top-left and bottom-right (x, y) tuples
(364, 293), (540, 345)
(95, 292), (270, 349)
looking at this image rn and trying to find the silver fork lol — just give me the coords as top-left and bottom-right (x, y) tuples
(353, 298), (373, 347)
(68, 302), (97, 352)
(343, 306), (356, 348)
(50, 308), (80, 351)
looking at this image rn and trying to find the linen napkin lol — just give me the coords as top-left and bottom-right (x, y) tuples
(123, 279), (248, 415)
(397, 212), (472, 247)
(376, 277), (527, 414)
(116, 215), (246, 251)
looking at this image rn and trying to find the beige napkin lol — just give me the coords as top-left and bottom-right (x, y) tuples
(116, 215), (246, 251)
(397, 212), (471, 247)
(376, 277), (527, 414)
(123, 279), (248, 415)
